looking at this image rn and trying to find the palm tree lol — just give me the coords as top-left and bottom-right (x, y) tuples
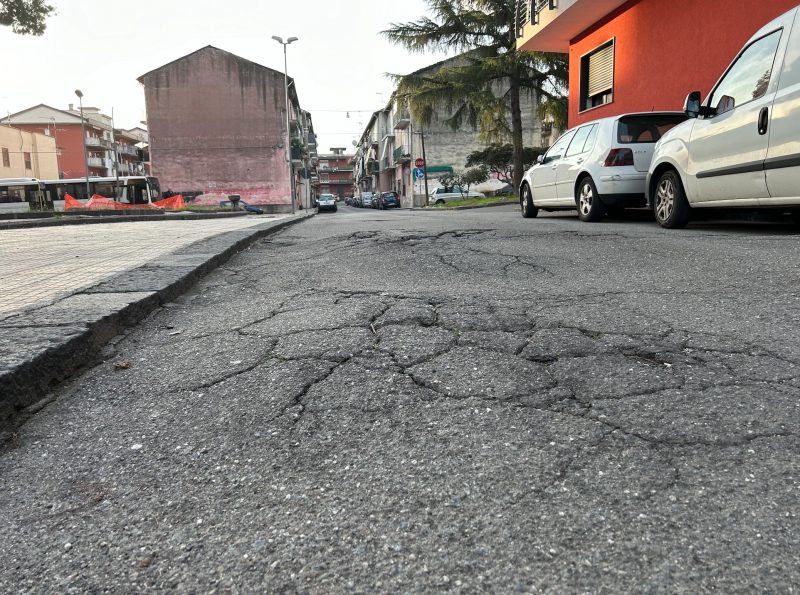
(383, 0), (568, 191)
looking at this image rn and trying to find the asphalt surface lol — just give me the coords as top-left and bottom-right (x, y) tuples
(2, 204), (799, 593)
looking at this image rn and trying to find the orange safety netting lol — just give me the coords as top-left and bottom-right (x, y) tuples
(153, 194), (185, 209)
(64, 193), (185, 210)
(64, 193), (84, 209)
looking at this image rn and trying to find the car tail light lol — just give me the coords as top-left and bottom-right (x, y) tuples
(603, 148), (634, 167)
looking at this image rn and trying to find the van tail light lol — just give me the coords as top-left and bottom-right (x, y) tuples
(603, 148), (634, 167)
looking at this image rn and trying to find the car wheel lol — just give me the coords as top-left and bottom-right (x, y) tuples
(520, 184), (538, 219)
(576, 177), (605, 222)
(435, 199), (445, 205)
(654, 170), (690, 229)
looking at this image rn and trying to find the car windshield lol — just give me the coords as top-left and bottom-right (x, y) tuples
(616, 114), (688, 144)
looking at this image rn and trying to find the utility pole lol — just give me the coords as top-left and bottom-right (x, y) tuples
(420, 126), (429, 208)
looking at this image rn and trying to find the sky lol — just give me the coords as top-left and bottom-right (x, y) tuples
(0, 0), (454, 153)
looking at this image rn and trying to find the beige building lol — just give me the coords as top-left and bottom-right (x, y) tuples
(0, 124), (59, 180)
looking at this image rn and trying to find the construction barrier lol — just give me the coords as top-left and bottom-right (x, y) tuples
(64, 193), (185, 210)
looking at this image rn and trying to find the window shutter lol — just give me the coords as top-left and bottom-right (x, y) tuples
(587, 43), (614, 97)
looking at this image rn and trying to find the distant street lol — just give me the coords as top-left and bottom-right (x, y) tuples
(2, 205), (800, 592)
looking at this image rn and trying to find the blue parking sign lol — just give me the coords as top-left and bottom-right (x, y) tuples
(414, 168), (426, 180)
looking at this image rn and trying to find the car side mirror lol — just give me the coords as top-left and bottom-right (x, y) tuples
(536, 155), (544, 164)
(684, 91), (702, 118)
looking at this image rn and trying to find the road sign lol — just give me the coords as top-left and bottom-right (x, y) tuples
(415, 158), (425, 168)
(414, 168), (426, 180)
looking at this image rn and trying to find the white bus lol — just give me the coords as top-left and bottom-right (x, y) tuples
(0, 176), (162, 212)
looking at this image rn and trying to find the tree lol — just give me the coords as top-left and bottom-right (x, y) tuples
(0, 0), (54, 35)
(384, 0), (568, 191)
(465, 143), (545, 184)
(462, 166), (489, 192)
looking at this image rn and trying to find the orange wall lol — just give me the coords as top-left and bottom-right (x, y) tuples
(569, 0), (800, 126)
(11, 123), (90, 178)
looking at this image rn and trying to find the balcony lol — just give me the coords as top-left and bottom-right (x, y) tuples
(117, 145), (138, 156)
(394, 113), (411, 130)
(516, 0), (628, 53)
(85, 136), (111, 149)
(393, 147), (412, 163)
(87, 157), (107, 168)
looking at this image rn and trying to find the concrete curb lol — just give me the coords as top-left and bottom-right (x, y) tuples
(410, 200), (517, 211)
(0, 211), (314, 437)
(0, 211), (256, 231)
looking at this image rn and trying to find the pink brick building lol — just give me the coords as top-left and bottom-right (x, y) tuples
(138, 46), (308, 211)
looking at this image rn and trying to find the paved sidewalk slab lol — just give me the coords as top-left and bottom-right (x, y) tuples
(0, 212), (313, 435)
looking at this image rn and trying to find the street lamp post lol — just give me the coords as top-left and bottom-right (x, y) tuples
(272, 35), (298, 215)
(74, 89), (90, 200)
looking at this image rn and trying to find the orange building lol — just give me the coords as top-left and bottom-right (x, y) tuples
(516, 0), (800, 127)
(2, 104), (148, 180)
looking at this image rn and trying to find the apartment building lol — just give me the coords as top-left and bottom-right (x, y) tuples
(0, 123), (58, 180)
(515, 0), (799, 127)
(139, 46), (317, 211)
(316, 148), (354, 199)
(2, 104), (148, 179)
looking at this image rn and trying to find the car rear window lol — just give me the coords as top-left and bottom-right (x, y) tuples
(616, 115), (687, 144)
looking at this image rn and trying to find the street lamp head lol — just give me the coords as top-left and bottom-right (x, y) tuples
(74, 89), (83, 98)
(271, 35), (283, 44)
(287, 37), (298, 44)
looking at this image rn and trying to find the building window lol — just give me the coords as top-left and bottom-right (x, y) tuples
(1, 148), (9, 168)
(580, 39), (614, 112)
(23, 152), (32, 170)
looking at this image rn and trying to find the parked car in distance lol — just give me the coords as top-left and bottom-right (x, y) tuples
(494, 184), (514, 197)
(317, 193), (337, 212)
(218, 199), (264, 214)
(428, 186), (486, 205)
(358, 192), (373, 208)
(648, 5), (800, 228)
(344, 196), (354, 206)
(519, 112), (688, 222)
(378, 191), (401, 209)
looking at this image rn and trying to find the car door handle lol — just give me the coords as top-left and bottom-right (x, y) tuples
(758, 106), (769, 135)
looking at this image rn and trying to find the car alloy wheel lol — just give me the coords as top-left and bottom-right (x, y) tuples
(655, 177), (675, 223)
(576, 177), (605, 222)
(653, 170), (690, 229)
(578, 183), (594, 217)
(520, 184), (538, 218)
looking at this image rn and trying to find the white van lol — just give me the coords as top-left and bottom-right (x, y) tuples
(647, 5), (800, 228)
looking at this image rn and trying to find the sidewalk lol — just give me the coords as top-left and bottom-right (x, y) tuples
(0, 212), (314, 436)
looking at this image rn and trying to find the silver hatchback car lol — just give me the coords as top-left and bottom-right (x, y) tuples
(519, 112), (688, 222)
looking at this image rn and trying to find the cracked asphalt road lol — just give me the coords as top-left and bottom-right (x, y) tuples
(2, 205), (800, 593)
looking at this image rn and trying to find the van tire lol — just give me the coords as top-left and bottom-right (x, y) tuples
(654, 170), (690, 229)
(576, 177), (605, 222)
(521, 184), (538, 218)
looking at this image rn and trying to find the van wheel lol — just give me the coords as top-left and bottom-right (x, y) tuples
(654, 170), (690, 229)
(576, 177), (605, 222)
(520, 184), (538, 218)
